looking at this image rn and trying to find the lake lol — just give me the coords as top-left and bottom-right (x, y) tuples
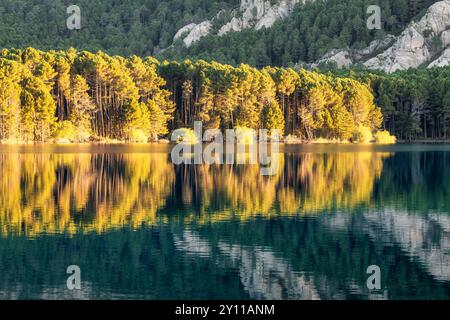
(0, 144), (449, 300)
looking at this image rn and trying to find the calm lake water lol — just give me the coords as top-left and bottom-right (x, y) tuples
(0, 144), (449, 300)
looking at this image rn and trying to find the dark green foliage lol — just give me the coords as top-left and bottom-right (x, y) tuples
(164, 0), (439, 66)
(0, 0), (239, 56)
(0, 0), (439, 66)
(339, 66), (450, 140)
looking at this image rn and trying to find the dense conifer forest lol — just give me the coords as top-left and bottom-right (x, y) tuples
(0, 0), (438, 65)
(0, 47), (386, 143)
(165, 0), (439, 66)
(0, 1), (448, 142)
(1, 47), (449, 143)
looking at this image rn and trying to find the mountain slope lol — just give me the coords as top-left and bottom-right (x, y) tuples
(315, 0), (450, 72)
(172, 0), (302, 47)
(0, 0), (239, 56)
(0, 0), (445, 71)
(364, 0), (450, 72)
(163, 0), (440, 67)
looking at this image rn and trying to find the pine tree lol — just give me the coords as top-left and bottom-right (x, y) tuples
(69, 75), (96, 141)
(261, 101), (285, 134)
(0, 79), (21, 141)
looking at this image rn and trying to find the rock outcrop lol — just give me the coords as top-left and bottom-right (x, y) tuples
(174, 0), (301, 47)
(311, 35), (396, 69)
(312, 49), (354, 69)
(173, 0), (450, 72)
(314, 1), (450, 73)
(218, 0), (301, 35)
(364, 0), (450, 72)
(363, 29), (431, 72)
(428, 48), (450, 67)
(174, 21), (212, 47)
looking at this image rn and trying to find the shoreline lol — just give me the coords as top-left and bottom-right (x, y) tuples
(396, 140), (450, 144)
(2, 140), (450, 146)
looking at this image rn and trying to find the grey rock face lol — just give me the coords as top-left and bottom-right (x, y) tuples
(313, 1), (450, 73)
(174, 0), (301, 47)
(363, 0), (450, 72)
(311, 35), (396, 69)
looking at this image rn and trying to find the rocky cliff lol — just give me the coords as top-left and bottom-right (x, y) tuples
(173, 0), (450, 73)
(314, 0), (450, 72)
(174, 0), (301, 47)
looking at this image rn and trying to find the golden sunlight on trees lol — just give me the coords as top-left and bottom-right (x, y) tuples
(374, 131), (397, 144)
(0, 48), (394, 144)
(352, 126), (374, 143)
